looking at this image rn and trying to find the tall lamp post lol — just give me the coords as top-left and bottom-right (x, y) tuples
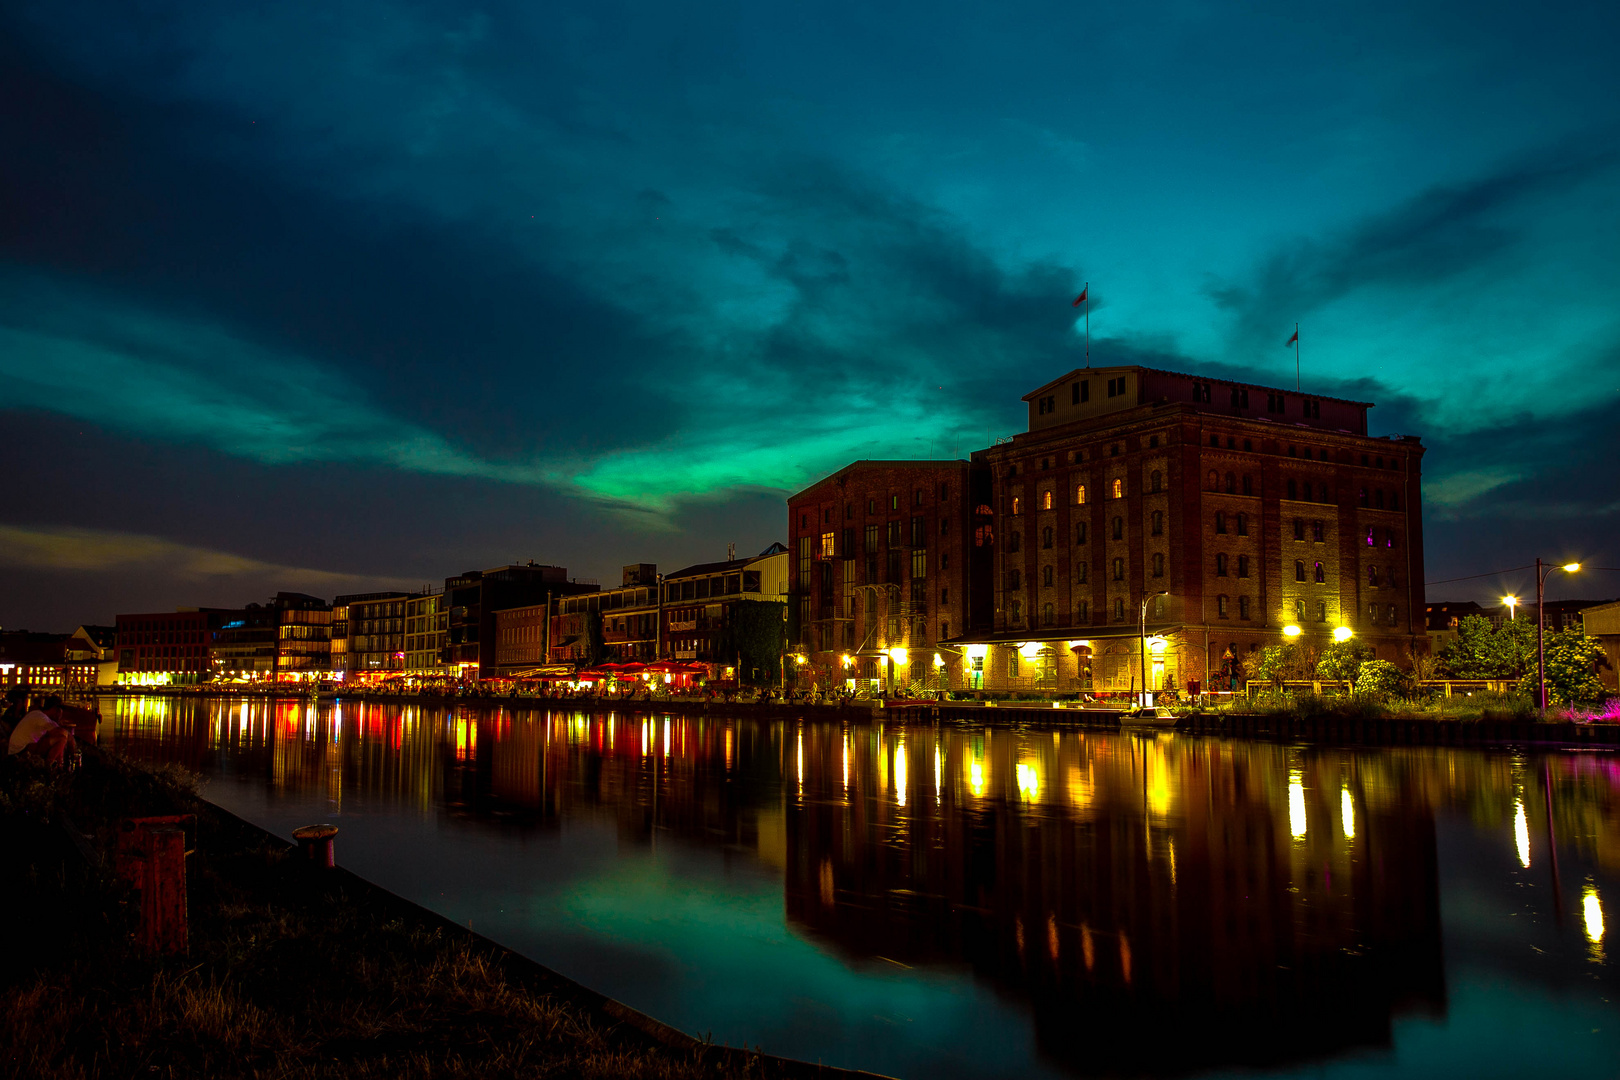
(1139, 591), (1169, 708)
(1536, 559), (1581, 710)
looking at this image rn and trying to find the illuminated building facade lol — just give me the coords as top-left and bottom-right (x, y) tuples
(404, 591), (447, 677)
(113, 609), (235, 685)
(547, 564), (663, 668)
(0, 631), (97, 690)
(334, 591), (413, 680)
(786, 462), (986, 692)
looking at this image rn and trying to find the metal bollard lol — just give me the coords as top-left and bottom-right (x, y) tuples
(292, 823), (339, 867)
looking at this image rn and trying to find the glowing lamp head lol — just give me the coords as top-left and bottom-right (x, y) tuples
(888, 647), (909, 665)
(1282, 625), (1302, 638)
(840, 653), (853, 668)
(1563, 562), (1581, 573)
(1332, 626), (1354, 642)
(1018, 641), (1042, 659)
(1501, 595), (1518, 606)
(932, 652), (945, 668)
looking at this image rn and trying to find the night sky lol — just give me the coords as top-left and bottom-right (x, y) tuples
(3, 0), (1618, 630)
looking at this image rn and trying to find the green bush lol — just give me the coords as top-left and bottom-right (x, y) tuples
(1355, 659), (1405, 697)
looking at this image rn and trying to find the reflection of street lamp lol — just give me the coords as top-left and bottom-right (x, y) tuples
(1536, 560), (1581, 710)
(1139, 591), (1169, 707)
(1502, 595), (1518, 621)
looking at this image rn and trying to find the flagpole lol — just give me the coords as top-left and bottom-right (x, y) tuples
(1085, 282), (1091, 368)
(1294, 322), (1300, 391)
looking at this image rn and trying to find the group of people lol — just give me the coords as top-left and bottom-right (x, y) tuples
(1, 687), (81, 766)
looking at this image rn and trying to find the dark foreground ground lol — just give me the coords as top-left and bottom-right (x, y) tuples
(0, 750), (877, 1080)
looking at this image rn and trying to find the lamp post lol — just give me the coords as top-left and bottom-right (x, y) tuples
(1536, 559), (1581, 710)
(1139, 591), (1169, 708)
(1501, 595), (1518, 621)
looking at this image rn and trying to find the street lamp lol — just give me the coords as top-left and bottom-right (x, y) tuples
(1282, 624), (1302, 638)
(1332, 626), (1354, 643)
(1536, 560), (1580, 710)
(1501, 595), (1518, 621)
(1139, 591), (1169, 708)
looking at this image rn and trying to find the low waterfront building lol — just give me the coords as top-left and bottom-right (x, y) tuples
(0, 631), (97, 692)
(546, 564), (662, 670)
(114, 609), (236, 685)
(208, 593), (333, 681)
(442, 564), (596, 681)
(1579, 600), (1620, 691)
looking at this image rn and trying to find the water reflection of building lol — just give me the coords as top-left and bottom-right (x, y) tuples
(781, 730), (1446, 1075)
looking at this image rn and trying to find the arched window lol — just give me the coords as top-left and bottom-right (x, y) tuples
(1042, 565), (1054, 587)
(1316, 601), (1327, 622)
(1239, 596), (1251, 620)
(1225, 471), (1235, 494)
(1207, 470), (1219, 490)
(1113, 517), (1124, 540)
(1287, 479), (1298, 500)
(1076, 484), (1087, 505)
(1114, 598), (1126, 622)
(1041, 490), (1054, 510)
(1314, 561), (1325, 584)
(1151, 470), (1162, 492)
(1237, 555), (1249, 578)
(1077, 599), (1090, 622)
(1011, 600), (1023, 623)
(1387, 604), (1397, 624)
(1215, 511), (1227, 534)
(1076, 561), (1088, 584)
(1152, 594), (1166, 617)
(1151, 510), (1163, 536)
(1216, 553), (1228, 577)
(1075, 522), (1087, 545)
(1009, 532), (1021, 553)
(1293, 518), (1305, 541)
(1043, 602), (1055, 627)
(1111, 478), (1123, 499)
(1242, 473), (1253, 496)
(1368, 566), (1379, 586)
(1295, 599), (1306, 622)
(1295, 560), (1306, 582)
(1236, 512), (1248, 536)
(1217, 594), (1229, 618)
(1008, 569), (1021, 590)
(1368, 601), (1379, 622)
(1152, 552), (1165, 578)
(1011, 496), (1023, 515)
(1385, 566), (1395, 586)
(1042, 526), (1054, 549)
(1112, 557), (1125, 581)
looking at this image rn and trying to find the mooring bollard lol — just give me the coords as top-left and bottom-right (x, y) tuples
(115, 815), (194, 957)
(292, 823), (339, 867)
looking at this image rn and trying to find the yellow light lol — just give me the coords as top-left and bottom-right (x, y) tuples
(1018, 641), (1042, 658)
(1282, 624), (1302, 638)
(888, 647), (908, 665)
(1068, 639), (1090, 650)
(1332, 626), (1353, 642)
(1563, 562), (1581, 573)
(840, 653), (853, 668)
(1583, 887), (1604, 945)
(1514, 800), (1531, 868)
(965, 643), (988, 659)
(932, 652), (945, 668)
(1147, 636), (1167, 653)
(1015, 761), (1040, 802)
(1341, 786), (1355, 839)
(1501, 595), (1518, 606)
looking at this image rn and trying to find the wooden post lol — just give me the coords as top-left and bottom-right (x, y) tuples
(139, 827), (189, 956)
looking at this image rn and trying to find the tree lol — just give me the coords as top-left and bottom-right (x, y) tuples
(1316, 640), (1375, 685)
(1517, 629), (1609, 705)
(717, 600), (787, 686)
(1440, 615), (1533, 679)
(584, 609), (604, 667)
(1355, 659), (1405, 697)
(1252, 644), (1313, 686)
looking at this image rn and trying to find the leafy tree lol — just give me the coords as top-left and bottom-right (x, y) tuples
(584, 609), (604, 667)
(1252, 644), (1313, 686)
(1440, 615), (1533, 678)
(1355, 659), (1405, 697)
(716, 600), (787, 686)
(1316, 640), (1375, 684)
(1518, 629), (1609, 705)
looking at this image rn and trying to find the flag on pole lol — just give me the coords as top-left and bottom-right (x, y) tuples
(1285, 328), (1298, 347)
(1072, 287), (1088, 308)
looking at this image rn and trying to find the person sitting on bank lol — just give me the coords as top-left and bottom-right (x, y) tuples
(7, 695), (76, 765)
(0, 686), (29, 744)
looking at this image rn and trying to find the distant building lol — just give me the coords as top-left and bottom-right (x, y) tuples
(208, 593), (333, 681)
(441, 564), (595, 680)
(0, 631), (96, 692)
(114, 609), (237, 685)
(333, 591), (414, 681)
(787, 461), (982, 693)
(405, 591), (447, 678)
(547, 564), (663, 670)
(492, 603), (551, 678)
(660, 545), (789, 685)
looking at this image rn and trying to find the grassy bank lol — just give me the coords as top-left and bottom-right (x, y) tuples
(0, 752), (873, 1080)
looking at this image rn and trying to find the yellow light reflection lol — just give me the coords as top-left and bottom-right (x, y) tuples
(1341, 786), (1355, 840)
(894, 738), (907, 807)
(934, 745), (942, 803)
(842, 734), (850, 791)
(1015, 760), (1041, 802)
(1288, 769), (1307, 840)
(1583, 887), (1604, 947)
(796, 730), (804, 792)
(663, 719), (671, 757)
(967, 755), (986, 798)
(1514, 800), (1531, 868)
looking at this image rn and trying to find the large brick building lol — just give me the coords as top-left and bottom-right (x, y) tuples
(787, 461), (987, 692)
(790, 365), (1428, 697)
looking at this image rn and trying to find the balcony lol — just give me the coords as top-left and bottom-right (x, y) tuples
(669, 619), (697, 631)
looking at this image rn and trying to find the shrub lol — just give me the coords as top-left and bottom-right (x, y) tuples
(1355, 659), (1405, 697)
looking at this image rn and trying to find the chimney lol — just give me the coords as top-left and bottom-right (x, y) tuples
(727, 542), (736, 561)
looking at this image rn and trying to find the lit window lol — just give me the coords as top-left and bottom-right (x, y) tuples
(1041, 490), (1053, 511)
(820, 532), (835, 558)
(1076, 484), (1088, 505)
(1111, 478), (1123, 498)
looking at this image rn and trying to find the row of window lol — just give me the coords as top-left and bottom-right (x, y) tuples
(800, 482), (954, 530)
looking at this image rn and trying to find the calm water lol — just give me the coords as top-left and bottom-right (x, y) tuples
(98, 696), (1618, 1079)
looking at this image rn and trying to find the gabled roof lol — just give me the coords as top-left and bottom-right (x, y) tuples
(665, 544), (788, 581)
(788, 458), (968, 501)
